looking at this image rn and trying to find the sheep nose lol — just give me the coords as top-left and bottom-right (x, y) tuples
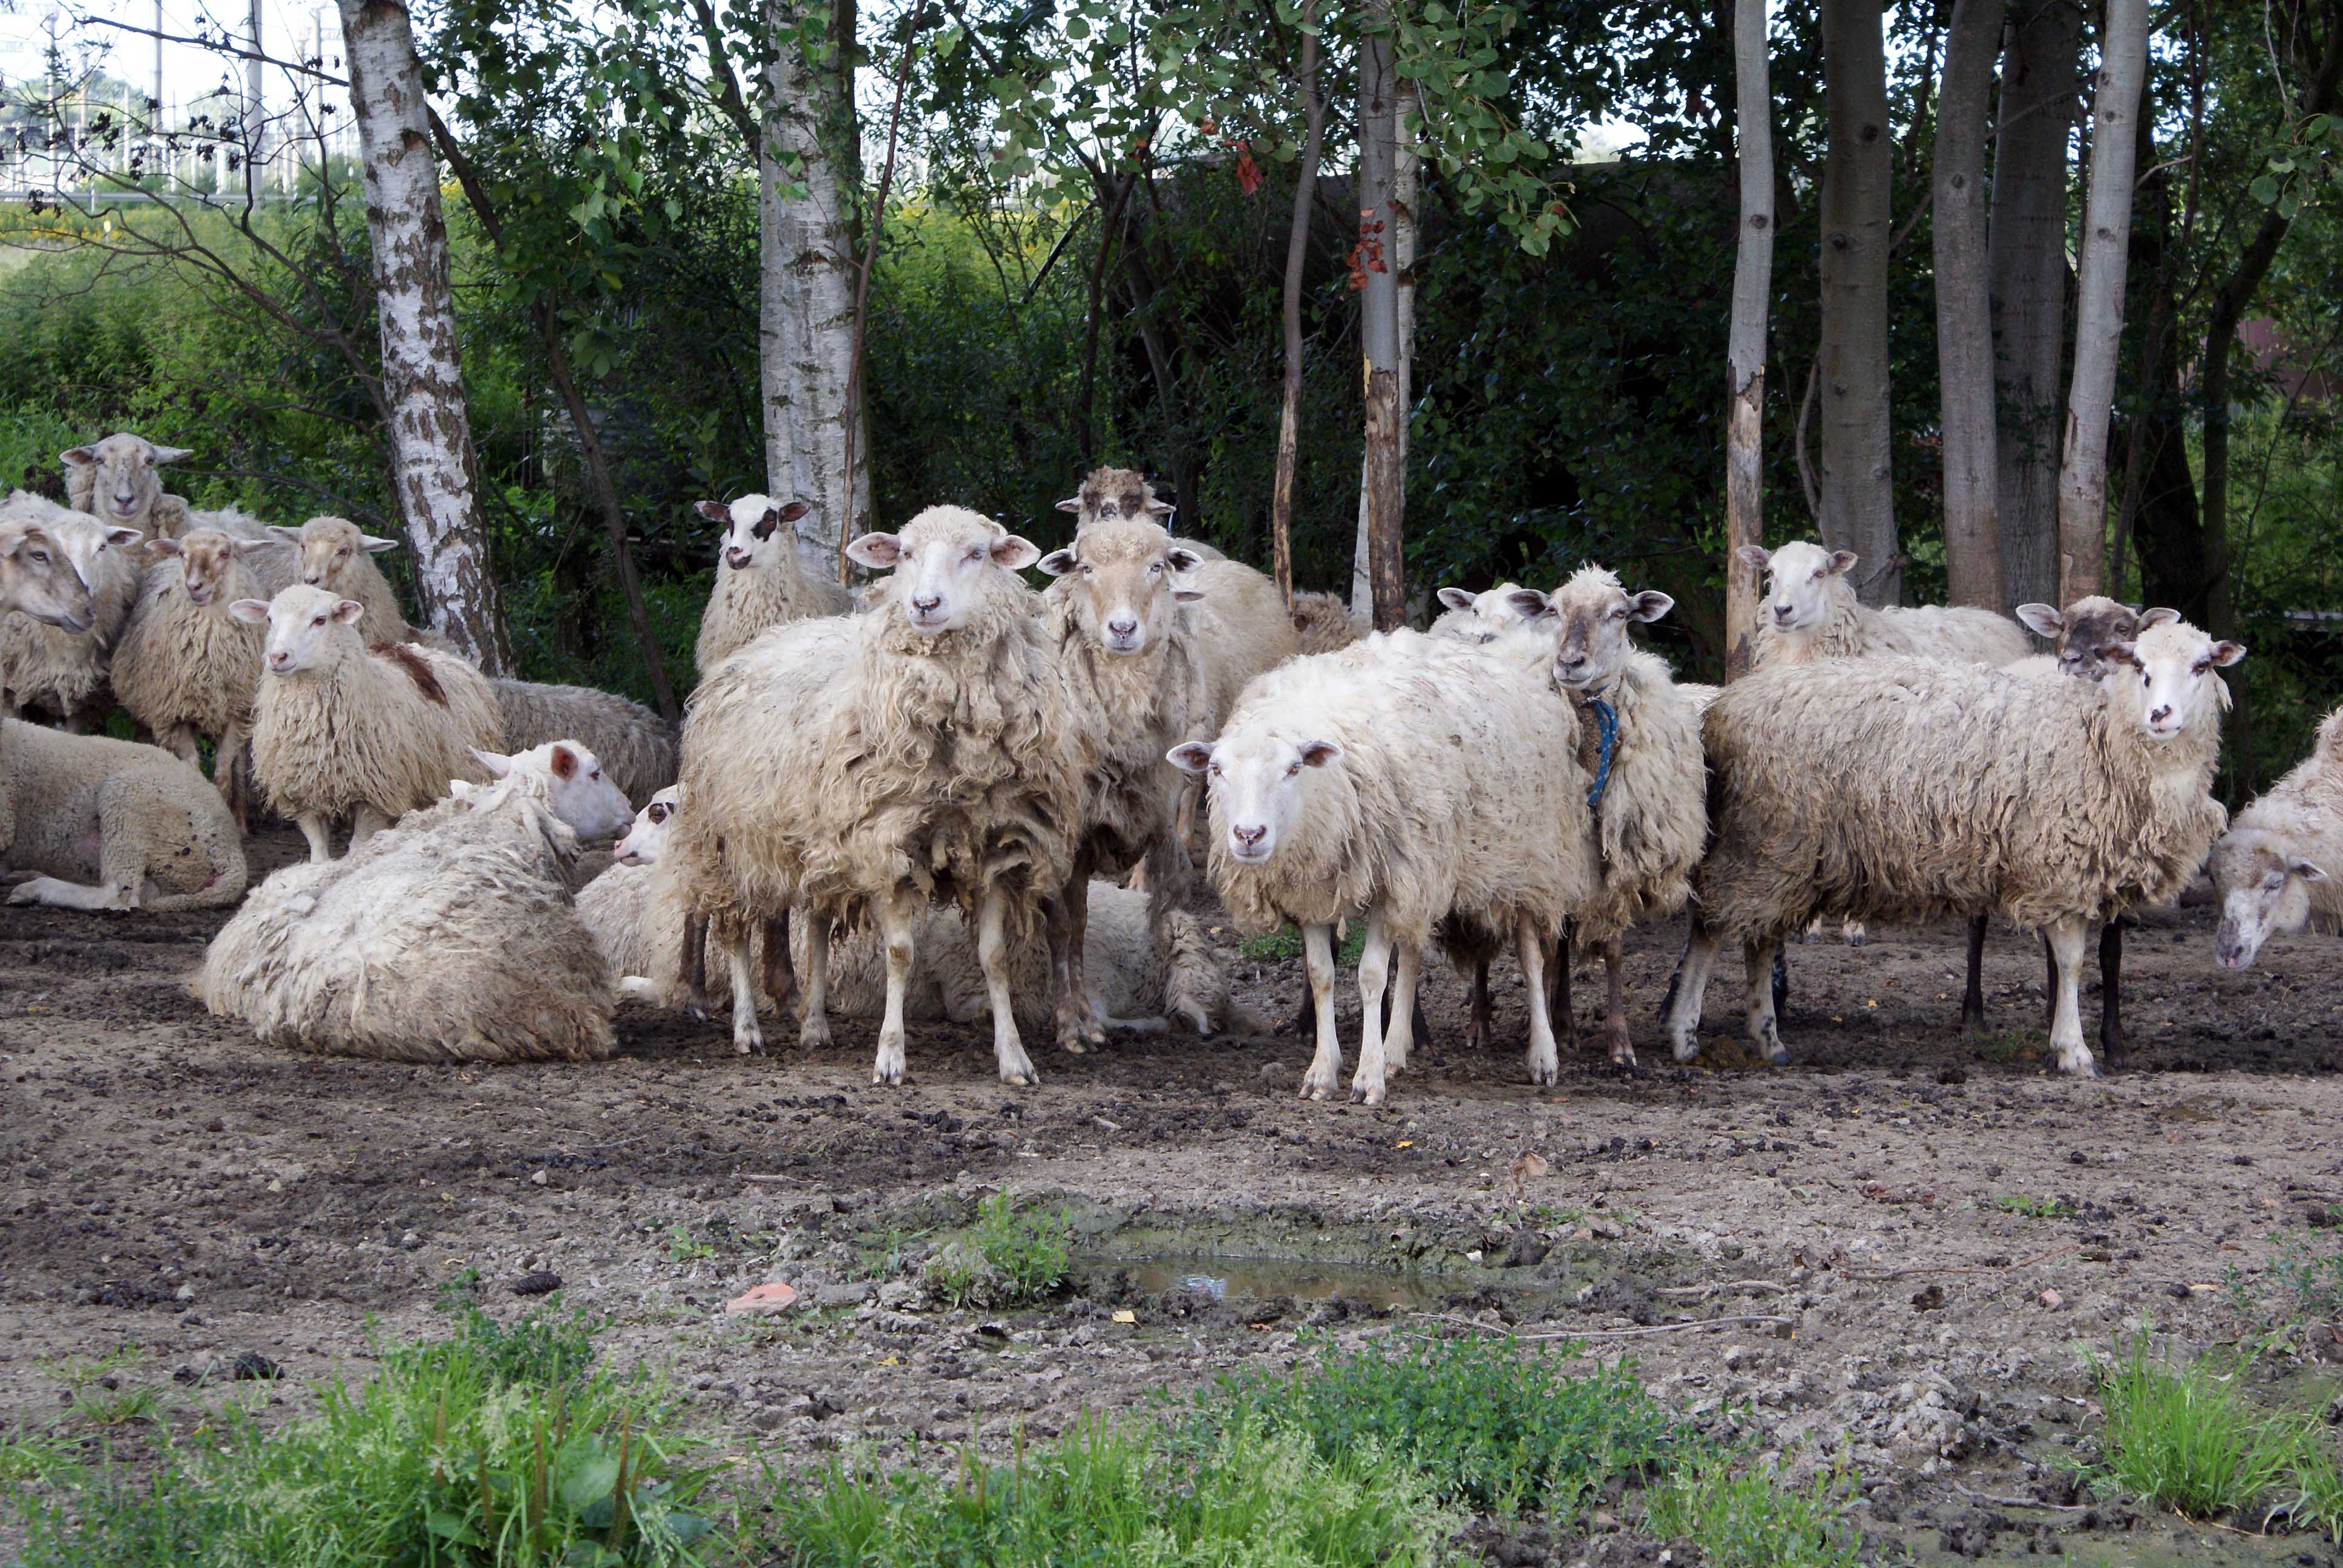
(912, 594), (943, 615)
(2150, 705), (2173, 725)
(1557, 648), (1586, 670)
(1107, 617), (1138, 639)
(301, 570), (321, 586)
(1231, 824), (1265, 849)
(267, 650), (291, 670)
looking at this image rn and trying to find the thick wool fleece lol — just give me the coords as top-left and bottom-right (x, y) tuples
(0, 719), (246, 909)
(693, 549), (854, 677)
(111, 543), (265, 746)
(250, 631), (502, 826)
(2212, 706), (2343, 938)
(1753, 567), (2031, 669)
(491, 679), (677, 808)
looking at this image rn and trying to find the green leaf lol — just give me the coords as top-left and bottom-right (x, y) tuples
(2250, 173), (2280, 205)
(425, 1511), (483, 1547)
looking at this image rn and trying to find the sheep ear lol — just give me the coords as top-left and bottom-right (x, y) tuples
(1298, 740), (1342, 768)
(1165, 547), (1203, 573)
(845, 532), (902, 569)
(470, 748), (515, 779)
(103, 527), (144, 550)
(228, 536), (270, 557)
(1165, 742), (1213, 776)
(1144, 497), (1174, 517)
(332, 599), (365, 625)
(774, 500), (811, 524)
(695, 500), (731, 523)
(2014, 603), (2065, 639)
(268, 524), (303, 543)
(1733, 544), (1771, 570)
(2293, 858), (2329, 883)
(2140, 607), (2181, 629)
(1054, 495), (1083, 514)
(1824, 549), (1858, 575)
(1505, 589), (1553, 621)
(58, 445), (96, 468)
(1437, 586), (1475, 612)
(990, 534), (1042, 571)
(1035, 548), (1077, 578)
(548, 743), (580, 780)
(359, 534), (399, 555)
(1172, 586), (1205, 603)
(149, 537), (184, 558)
(151, 445), (194, 466)
(228, 598), (270, 624)
(1628, 590), (1674, 624)
(2210, 640), (2247, 667)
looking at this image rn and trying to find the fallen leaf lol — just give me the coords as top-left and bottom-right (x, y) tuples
(2037, 1288), (2063, 1309)
(723, 1281), (798, 1317)
(1111, 1309), (1137, 1324)
(1393, 1139), (1414, 1149)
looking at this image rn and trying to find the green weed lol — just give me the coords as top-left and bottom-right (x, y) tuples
(1238, 923), (1368, 967)
(0, 1426), (82, 1486)
(2091, 1330), (2298, 1520)
(1643, 1452), (1863, 1568)
(41, 1343), (145, 1391)
(1990, 1194), (2074, 1220)
(2267, 1235), (2343, 1325)
(69, 1384), (163, 1429)
(922, 1193), (1070, 1308)
(666, 1224), (716, 1264)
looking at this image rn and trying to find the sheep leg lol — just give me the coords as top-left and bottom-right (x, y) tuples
(2098, 920), (2126, 1071)
(1664, 920), (1719, 1062)
(1552, 921), (1578, 1047)
(1466, 959), (1493, 1054)
(1744, 936), (1787, 1064)
(2045, 916), (2097, 1077)
(872, 901), (918, 1086)
(1842, 917), (1866, 948)
(726, 928), (762, 1054)
(679, 913), (711, 1018)
(1960, 913), (1989, 1032)
(1383, 944), (1420, 1073)
(1349, 911), (1395, 1106)
(977, 886), (1040, 1087)
(799, 918), (831, 1048)
(216, 722), (250, 834)
(295, 812), (333, 863)
(1047, 875), (1107, 1052)
(1299, 923), (1343, 1101)
(7, 875), (134, 911)
(1599, 935), (1635, 1068)
(760, 909), (798, 1019)
(2040, 930), (2056, 1030)
(349, 806), (391, 851)
(1519, 916), (1561, 1086)
(157, 722), (201, 769)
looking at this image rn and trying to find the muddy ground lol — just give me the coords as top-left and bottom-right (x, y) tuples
(5, 825), (2343, 1564)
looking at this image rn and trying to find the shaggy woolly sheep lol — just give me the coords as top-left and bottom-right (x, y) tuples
(690, 494), (854, 678)
(1, 719), (247, 912)
(1034, 515), (1210, 1050)
(201, 740), (633, 1062)
(61, 433), (194, 543)
(269, 516), (430, 647)
(2211, 706), (2343, 970)
(1289, 590), (1362, 656)
(0, 495), (144, 729)
(491, 679), (677, 808)
(232, 584), (504, 862)
(1743, 540), (2033, 669)
(0, 512), (96, 636)
(1665, 618), (2243, 1077)
(673, 505), (1088, 1085)
(1170, 630), (1598, 1105)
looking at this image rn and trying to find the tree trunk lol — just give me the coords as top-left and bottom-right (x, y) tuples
(1270, 5), (1326, 609)
(1933, 0), (2003, 612)
(336, 0), (510, 671)
(1817, 0), (1899, 606)
(1357, 17), (1405, 632)
(760, 0), (867, 578)
(2054, 0), (2148, 605)
(1352, 81), (1415, 624)
(1724, 0), (1774, 679)
(2113, 83), (2200, 619)
(1988, 0), (2079, 614)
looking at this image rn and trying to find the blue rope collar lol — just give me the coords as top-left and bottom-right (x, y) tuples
(1582, 685), (1619, 812)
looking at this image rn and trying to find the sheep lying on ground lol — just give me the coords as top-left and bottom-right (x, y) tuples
(2212, 706), (2343, 970)
(232, 584), (503, 861)
(109, 529), (287, 827)
(492, 679), (676, 808)
(1289, 590), (1361, 656)
(270, 516), (432, 647)
(201, 741), (633, 1062)
(1666, 618), (2242, 1077)
(1172, 630), (1596, 1105)
(1035, 516), (1209, 1050)
(674, 505), (1088, 1084)
(0, 495), (145, 730)
(691, 494), (854, 678)
(1743, 541), (2033, 668)
(1, 719), (248, 912)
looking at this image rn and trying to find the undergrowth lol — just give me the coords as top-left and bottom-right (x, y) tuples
(1237, 923), (1369, 967)
(921, 1192), (1071, 1308)
(1643, 1452), (1864, 1568)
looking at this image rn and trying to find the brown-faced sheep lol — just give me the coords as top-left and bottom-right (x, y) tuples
(269, 516), (430, 647)
(1289, 589), (1363, 656)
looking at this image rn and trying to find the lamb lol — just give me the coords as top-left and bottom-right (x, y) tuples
(231, 584), (505, 862)
(1034, 515), (1210, 1051)
(1289, 590), (1362, 656)
(672, 505), (1087, 1085)
(1664, 617), (2243, 1077)
(690, 494), (854, 678)
(108, 529), (286, 827)
(270, 516), (430, 647)
(0, 495), (145, 730)
(491, 679), (677, 808)
(2210, 706), (2343, 971)
(1170, 630), (1597, 1105)
(200, 740), (634, 1062)
(1743, 540), (2032, 669)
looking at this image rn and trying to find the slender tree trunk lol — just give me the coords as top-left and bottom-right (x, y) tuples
(1817, 0), (1899, 606)
(1271, 5), (1326, 608)
(1933, 0), (2004, 611)
(1988, 0), (2079, 614)
(1724, 0), (1774, 680)
(336, 0), (510, 671)
(1357, 15), (1405, 631)
(760, 0), (867, 577)
(2117, 81), (2201, 619)
(2054, 0), (2148, 604)
(1352, 82), (1416, 623)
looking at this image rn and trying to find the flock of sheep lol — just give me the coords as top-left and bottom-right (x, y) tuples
(2, 436), (2339, 1103)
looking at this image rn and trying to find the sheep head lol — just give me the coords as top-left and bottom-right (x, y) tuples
(270, 515), (398, 592)
(232, 583), (364, 676)
(59, 433), (191, 526)
(0, 519), (96, 633)
(1055, 466), (1172, 528)
(2015, 598), (2169, 682)
(614, 785), (681, 866)
(2094, 617), (2245, 743)
(2212, 827), (2327, 971)
(152, 528), (272, 609)
(1168, 731), (1341, 865)
(1741, 540), (1856, 634)
(847, 505), (1040, 637)
(697, 494), (811, 573)
(1037, 517), (1203, 655)
(472, 742), (637, 843)
(1546, 564), (1674, 691)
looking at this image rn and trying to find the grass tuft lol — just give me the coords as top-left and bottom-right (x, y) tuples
(2091, 1330), (2296, 1520)
(922, 1192), (1070, 1308)
(1643, 1451), (1864, 1568)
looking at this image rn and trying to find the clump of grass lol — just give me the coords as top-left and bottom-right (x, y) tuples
(435, 1273), (606, 1387)
(922, 1193), (1070, 1308)
(771, 1415), (1460, 1567)
(1208, 1333), (1679, 1520)
(1643, 1452), (1863, 1568)
(1239, 923), (1368, 967)
(666, 1223), (716, 1264)
(2091, 1330), (2298, 1520)
(70, 1384), (163, 1429)
(1990, 1193), (2074, 1220)
(2267, 1235), (2343, 1324)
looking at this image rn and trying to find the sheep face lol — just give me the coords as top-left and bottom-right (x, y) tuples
(46, 514), (145, 600)
(1546, 564), (1673, 691)
(0, 522), (96, 633)
(1432, 582), (1540, 644)
(272, 517), (398, 592)
(2096, 619), (2246, 743)
(1739, 540), (1856, 634)
(1037, 520), (1204, 655)
(233, 584), (364, 675)
(475, 742), (637, 842)
(1055, 466), (1170, 526)
(153, 529), (266, 609)
(615, 786), (680, 866)
(59, 433), (191, 525)
(1167, 733), (1341, 865)
(2015, 597), (2163, 681)
(847, 506), (1041, 636)
(697, 495), (811, 573)
(2212, 829), (2326, 970)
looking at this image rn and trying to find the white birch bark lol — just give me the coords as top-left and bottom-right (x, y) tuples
(1723, 0), (1774, 679)
(1352, 82), (1416, 624)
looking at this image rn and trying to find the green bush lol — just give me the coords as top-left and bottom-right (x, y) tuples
(2091, 1330), (2299, 1521)
(921, 1193), (1072, 1309)
(1643, 1452), (1863, 1568)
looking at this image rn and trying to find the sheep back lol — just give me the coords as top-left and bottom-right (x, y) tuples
(1185, 557), (1301, 728)
(492, 679), (678, 807)
(250, 641), (500, 823)
(693, 556), (854, 677)
(1289, 590), (1363, 657)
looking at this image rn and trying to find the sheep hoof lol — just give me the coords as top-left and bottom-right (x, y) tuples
(799, 1016), (830, 1049)
(1055, 1024), (1090, 1055)
(732, 1021), (762, 1056)
(1670, 1034), (1700, 1065)
(1299, 1075), (1334, 1102)
(1526, 1059), (1559, 1088)
(1348, 1082), (1385, 1107)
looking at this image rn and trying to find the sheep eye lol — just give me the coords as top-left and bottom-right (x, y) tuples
(1150, 561), (1164, 573)
(29, 550), (47, 564)
(2192, 659), (2209, 675)
(312, 615), (327, 626)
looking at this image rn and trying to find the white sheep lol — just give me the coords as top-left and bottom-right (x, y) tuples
(108, 529), (287, 828)
(231, 584), (504, 861)
(673, 505), (1088, 1085)
(491, 679), (677, 808)
(269, 515), (432, 647)
(1171, 630), (1597, 1105)
(0, 511), (97, 636)
(2211, 706), (2343, 971)
(1743, 540), (2033, 669)
(691, 494), (854, 678)
(200, 740), (633, 1062)
(1289, 589), (1362, 657)
(0, 493), (145, 730)
(1054, 465), (1173, 528)
(0, 719), (247, 912)
(1665, 617), (2243, 1077)
(59, 433), (282, 546)
(1034, 515), (1210, 1050)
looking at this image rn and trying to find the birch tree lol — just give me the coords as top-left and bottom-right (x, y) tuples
(1816, 0), (1899, 607)
(1933, 0), (2004, 612)
(1357, 11), (1406, 632)
(336, 0), (510, 670)
(1352, 82), (1417, 624)
(1723, 0), (1774, 679)
(1270, 1), (1327, 609)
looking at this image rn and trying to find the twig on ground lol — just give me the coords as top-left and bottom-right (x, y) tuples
(1421, 1311), (1796, 1342)
(1953, 1483), (2091, 1513)
(1847, 1241), (2081, 1281)
(1657, 1279), (1788, 1299)
(735, 1174), (802, 1185)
